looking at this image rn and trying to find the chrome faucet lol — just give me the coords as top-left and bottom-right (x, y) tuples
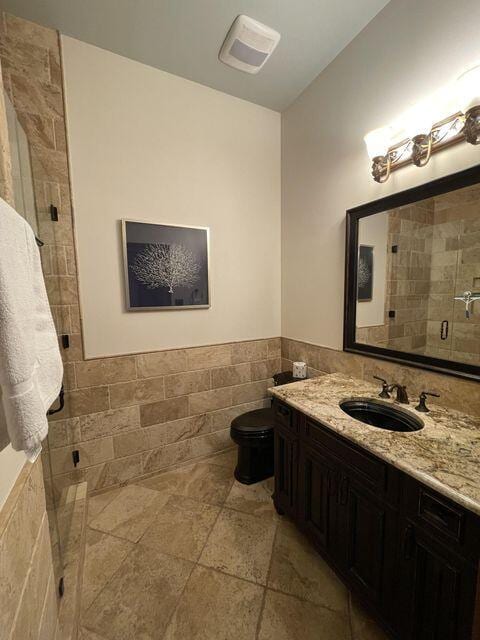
(387, 383), (409, 404)
(454, 291), (480, 319)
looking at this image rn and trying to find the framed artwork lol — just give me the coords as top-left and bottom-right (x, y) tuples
(357, 245), (373, 302)
(122, 219), (210, 310)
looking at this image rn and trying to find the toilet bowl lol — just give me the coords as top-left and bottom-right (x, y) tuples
(230, 371), (296, 484)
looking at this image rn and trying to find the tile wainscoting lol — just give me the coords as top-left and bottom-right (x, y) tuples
(0, 460), (59, 640)
(281, 337), (480, 417)
(46, 338), (281, 498)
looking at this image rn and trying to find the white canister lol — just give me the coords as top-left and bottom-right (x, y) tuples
(292, 361), (307, 379)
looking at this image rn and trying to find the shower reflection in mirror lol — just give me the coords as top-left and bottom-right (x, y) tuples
(354, 180), (480, 367)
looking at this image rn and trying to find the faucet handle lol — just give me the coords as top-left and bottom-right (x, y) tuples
(415, 391), (440, 413)
(373, 376), (390, 399)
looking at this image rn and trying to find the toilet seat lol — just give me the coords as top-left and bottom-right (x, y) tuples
(230, 408), (274, 440)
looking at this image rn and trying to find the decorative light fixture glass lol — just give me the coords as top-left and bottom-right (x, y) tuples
(365, 63), (480, 182)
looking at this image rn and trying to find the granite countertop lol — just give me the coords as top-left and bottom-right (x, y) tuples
(269, 373), (480, 516)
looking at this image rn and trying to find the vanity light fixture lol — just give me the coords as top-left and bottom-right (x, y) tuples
(364, 63), (480, 182)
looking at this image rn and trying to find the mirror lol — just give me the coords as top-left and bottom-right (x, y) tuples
(344, 165), (480, 380)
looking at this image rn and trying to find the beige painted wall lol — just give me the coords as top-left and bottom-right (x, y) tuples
(282, 0), (480, 349)
(62, 37), (281, 359)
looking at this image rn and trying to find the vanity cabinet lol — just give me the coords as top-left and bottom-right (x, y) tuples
(272, 398), (480, 640)
(272, 398), (299, 518)
(273, 424), (298, 518)
(396, 519), (478, 640)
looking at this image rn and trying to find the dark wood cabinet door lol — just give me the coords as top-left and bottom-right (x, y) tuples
(298, 445), (339, 554)
(397, 520), (478, 640)
(338, 475), (398, 616)
(273, 426), (298, 518)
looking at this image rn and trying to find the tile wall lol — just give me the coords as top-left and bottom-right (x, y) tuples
(0, 460), (59, 639)
(357, 201), (433, 350)
(425, 183), (480, 365)
(47, 339), (281, 496)
(282, 337), (480, 417)
(0, 19), (60, 640)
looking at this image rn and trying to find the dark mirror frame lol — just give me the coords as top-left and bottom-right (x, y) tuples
(344, 163), (480, 382)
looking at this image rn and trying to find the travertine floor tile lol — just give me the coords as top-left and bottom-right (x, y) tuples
(163, 565), (263, 640)
(258, 590), (351, 640)
(199, 507), (276, 585)
(206, 448), (238, 470)
(137, 461), (234, 506)
(139, 494), (220, 561)
(79, 466), (387, 640)
(268, 519), (348, 611)
(88, 484), (167, 542)
(350, 595), (389, 639)
(78, 627), (108, 640)
(81, 527), (134, 612)
(83, 545), (193, 640)
(87, 488), (122, 524)
(225, 477), (277, 520)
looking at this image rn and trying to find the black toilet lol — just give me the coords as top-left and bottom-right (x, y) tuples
(230, 371), (296, 484)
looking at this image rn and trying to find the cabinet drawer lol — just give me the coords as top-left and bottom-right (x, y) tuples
(304, 418), (387, 494)
(273, 399), (296, 432)
(404, 478), (480, 562)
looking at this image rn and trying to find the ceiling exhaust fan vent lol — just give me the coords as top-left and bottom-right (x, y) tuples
(219, 15), (280, 74)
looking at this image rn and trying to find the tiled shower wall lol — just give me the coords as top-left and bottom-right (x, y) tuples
(386, 202), (433, 352)
(0, 455), (59, 639)
(0, 13), (280, 499)
(425, 183), (480, 365)
(356, 187), (480, 367)
(357, 201), (433, 350)
(0, 19), (60, 640)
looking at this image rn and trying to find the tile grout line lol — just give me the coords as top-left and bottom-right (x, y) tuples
(261, 582), (349, 616)
(157, 555), (197, 640)
(85, 524), (139, 547)
(254, 503), (279, 639)
(80, 460), (359, 637)
(158, 464), (235, 639)
(85, 488), (121, 527)
(79, 529), (138, 628)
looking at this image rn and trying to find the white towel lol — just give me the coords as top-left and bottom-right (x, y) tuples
(0, 197), (63, 461)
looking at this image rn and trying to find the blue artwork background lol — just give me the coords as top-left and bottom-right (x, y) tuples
(124, 221), (209, 308)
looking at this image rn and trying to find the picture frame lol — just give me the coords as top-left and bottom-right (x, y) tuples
(121, 219), (210, 311)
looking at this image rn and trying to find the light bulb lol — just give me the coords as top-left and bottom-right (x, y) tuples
(364, 127), (391, 159)
(402, 101), (433, 139)
(456, 64), (480, 113)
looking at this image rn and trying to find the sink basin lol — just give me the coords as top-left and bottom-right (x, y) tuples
(339, 399), (424, 432)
